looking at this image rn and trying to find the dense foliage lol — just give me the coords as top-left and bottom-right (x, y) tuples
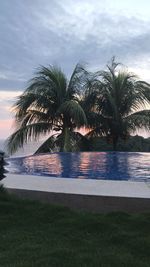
(89, 136), (150, 152)
(0, 151), (6, 181)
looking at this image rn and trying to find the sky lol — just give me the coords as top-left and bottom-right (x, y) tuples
(0, 0), (150, 139)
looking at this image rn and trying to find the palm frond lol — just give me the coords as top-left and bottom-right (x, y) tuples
(85, 127), (106, 138)
(34, 65), (67, 94)
(135, 81), (150, 104)
(126, 110), (150, 133)
(67, 63), (88, 96)
(34, 134), (57, 154)
(57, 100), (87, 127)
(26, 65), (67, 108)
(7, 122), (51, 154)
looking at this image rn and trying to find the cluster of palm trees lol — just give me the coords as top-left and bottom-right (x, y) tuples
(7, 58), (150, 154)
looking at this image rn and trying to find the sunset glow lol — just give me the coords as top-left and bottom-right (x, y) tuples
(0, 91), (22, 139)
(0, 119), (13, 139)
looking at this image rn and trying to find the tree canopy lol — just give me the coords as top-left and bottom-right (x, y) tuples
(7, 64), (88, 154)
(7, 58), (150, 154)
(83, 58), (150, 150)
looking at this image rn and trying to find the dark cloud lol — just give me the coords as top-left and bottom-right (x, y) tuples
(1, 0), (150, 92)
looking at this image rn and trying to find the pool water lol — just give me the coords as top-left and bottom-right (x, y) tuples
(6, 152), (150, 182)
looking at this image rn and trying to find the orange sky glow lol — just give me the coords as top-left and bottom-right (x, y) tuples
(0, 88), (150, 140)
(0, 119), (13, 139)
(0, 91), (21, 139)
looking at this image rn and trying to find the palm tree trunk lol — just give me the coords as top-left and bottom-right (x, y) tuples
(113, 136), (118, 151)
(60, 127), (71, 152)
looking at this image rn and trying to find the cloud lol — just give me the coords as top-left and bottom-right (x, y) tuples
(0, 0), (150, 138)
(1, 0), (150, 92)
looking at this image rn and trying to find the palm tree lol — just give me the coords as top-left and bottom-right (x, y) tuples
(85, 58), (150, 150)
(7, 64), (87, 154)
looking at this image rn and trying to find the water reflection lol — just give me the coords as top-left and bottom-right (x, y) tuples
(6, 152), (150, 182)
(24, 154), (62, 176)
(59, 153), (80, 178)
(104, 152), (129, 180)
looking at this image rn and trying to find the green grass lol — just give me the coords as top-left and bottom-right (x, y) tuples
(0, 188), (150, 267)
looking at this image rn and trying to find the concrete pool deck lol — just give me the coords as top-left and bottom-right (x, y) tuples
(2, 174), (150, 213)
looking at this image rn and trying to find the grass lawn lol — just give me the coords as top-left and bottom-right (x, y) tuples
(0, 188), (150, 267)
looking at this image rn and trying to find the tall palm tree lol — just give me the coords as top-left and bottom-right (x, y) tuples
(85, 58), (150, 150)
(7, 64), (87, 154)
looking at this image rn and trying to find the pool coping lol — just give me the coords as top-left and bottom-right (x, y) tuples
(3, 174), (150, 198)
(2, 174), (150, 213)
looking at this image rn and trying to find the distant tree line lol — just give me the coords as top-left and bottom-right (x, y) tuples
(88, 136), (150, 152)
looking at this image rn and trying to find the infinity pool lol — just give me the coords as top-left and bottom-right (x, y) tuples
(6, 152), (150, 182)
